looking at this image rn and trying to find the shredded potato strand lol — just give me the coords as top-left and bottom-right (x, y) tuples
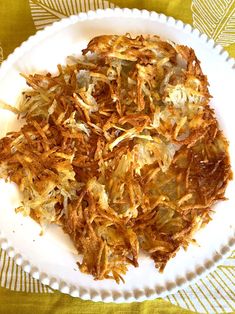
(0, 34), (232, 282)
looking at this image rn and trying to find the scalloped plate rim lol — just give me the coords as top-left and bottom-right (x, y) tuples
(0, 8), (234, 303)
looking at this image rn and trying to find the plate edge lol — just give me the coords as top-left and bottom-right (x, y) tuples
(0, 7), (234, 303)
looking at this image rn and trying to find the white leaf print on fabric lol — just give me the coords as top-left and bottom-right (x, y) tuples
(192, 0), (235, 46)
(29, 0), (115, 30)
(164, 250), (235, 313)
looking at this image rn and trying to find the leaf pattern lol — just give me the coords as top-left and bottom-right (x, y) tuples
(0, 249), (53, 293)
(29, 0), (115, 30)
(164, 250), (235, 313)
(192, 0), (235, 46)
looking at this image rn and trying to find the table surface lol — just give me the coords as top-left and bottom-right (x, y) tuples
(0, 0), (235, 313)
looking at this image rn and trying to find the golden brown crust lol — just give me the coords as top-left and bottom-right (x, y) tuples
(0, 34), (232, 282)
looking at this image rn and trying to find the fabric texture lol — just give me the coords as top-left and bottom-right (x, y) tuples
(0, 0), (234, 313)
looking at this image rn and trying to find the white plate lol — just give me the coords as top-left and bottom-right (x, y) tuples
(0, 8), (235, 303)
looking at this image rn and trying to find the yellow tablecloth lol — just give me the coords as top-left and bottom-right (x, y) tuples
(0, 1), (235, 313)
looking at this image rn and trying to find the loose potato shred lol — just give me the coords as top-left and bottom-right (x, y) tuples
(0, 34), (232, 282)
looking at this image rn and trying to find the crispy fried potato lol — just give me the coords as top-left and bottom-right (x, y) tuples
(0, 34), (232, 282)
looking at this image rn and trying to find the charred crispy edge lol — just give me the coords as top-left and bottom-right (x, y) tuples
(175, 44), (211, 99)
(0, 32), (232, 285)
(82, 35), (118, 55)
